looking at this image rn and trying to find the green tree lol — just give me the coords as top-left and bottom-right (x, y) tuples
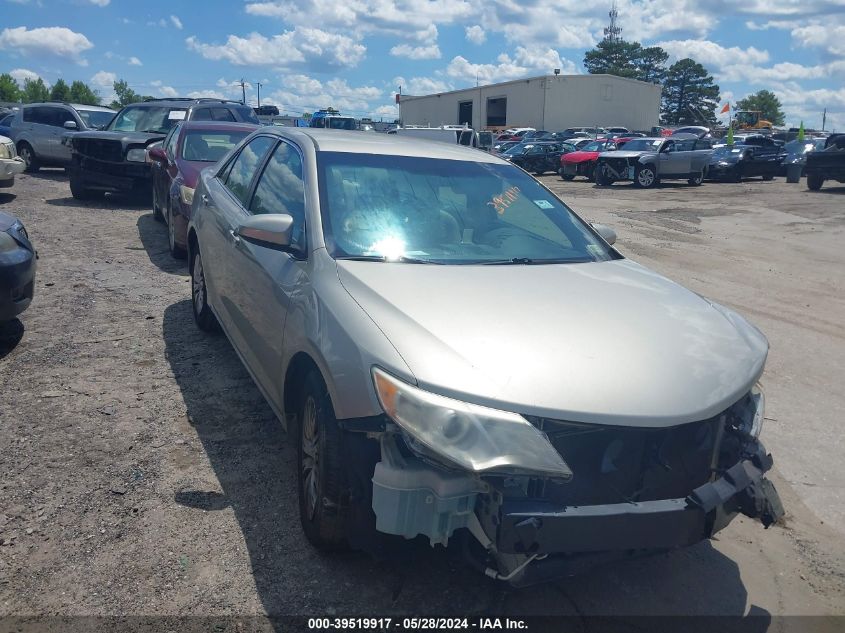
(69, 80), (100, 105)
(22, 77), (50, 103)
(0, 73), (21, 102)
(50, 78), (71, 102)
(660, 58), (720, 125)
(735, 90), (785, 127)
(584, 39), (669, 84)
(110, 79), (150, 109)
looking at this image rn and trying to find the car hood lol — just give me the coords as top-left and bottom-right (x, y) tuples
(710, 154), (741, 165)
(337, 259), (768, 427)
(601, 150), (651, 159)
(72, 130), (166, 148)
(0, 211), (18, 232)
(563, 151), (600, 163)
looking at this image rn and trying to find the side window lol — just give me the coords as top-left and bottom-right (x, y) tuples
(674, 140), (695, 152)
(30, 107), (52, 125)
(54, 108), (76, 127)
(192, 108), (213, 121)
(164, 126), (180, 158)
(211, 108), (236, 122)
(222, 136), (276, 207)
(249, 142), (306, 250)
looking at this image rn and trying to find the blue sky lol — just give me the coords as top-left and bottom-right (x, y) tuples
(1, 0), (844, 129)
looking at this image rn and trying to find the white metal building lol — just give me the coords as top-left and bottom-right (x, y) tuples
(398, 74), (662, 132)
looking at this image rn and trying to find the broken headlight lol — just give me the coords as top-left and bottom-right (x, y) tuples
(372, 367), (572, 480)
(727, 383), (765, 439)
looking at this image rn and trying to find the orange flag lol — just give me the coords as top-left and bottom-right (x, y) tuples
(720, 102), (730, 114)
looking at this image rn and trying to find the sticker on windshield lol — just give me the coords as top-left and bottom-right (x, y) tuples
(487, 186), (521, 216)
(168, 110), (187, 120)
(533, 199), (554, 210)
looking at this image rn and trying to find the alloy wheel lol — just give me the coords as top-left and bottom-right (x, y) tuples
(192, 253), (205, 314)
(301, 395), (320, 521)
(638, 168), (655, 187)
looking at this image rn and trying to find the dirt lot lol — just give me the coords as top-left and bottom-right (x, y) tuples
(1, 170), (844, 627)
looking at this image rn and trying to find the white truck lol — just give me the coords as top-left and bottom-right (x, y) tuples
(391, 125), (492, 151)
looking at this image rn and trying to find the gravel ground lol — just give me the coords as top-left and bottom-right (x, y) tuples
(1, 170), (844, 627)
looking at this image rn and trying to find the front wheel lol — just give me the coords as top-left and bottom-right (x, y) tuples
(167, 202), (186, 259)
(635, 164), (657, 188)
(594, 163), (613, 187)
(298, 371), (349, 550)
(560, 173), (575, 181)
(762, 174), (774, 181)
(806, 173), (824, 191)
(191, 248), (219, 332)
(17, 143), (40, 173)
(69, 169), (105, 200)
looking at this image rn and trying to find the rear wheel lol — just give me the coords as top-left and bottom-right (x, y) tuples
(191, 248), (219, 332)
(298, 370), (349, 550)
(807, 173), (824, 191)
(152, 185), (164, 222)
(762, 174), (774, 181)
(167, 201), (186, 259)
(17, 143), (39, 173)
(688, 170), (704, 186)
(560, 173), (575, 181)
(69, 169), (105, 200)
(635, 164), (657, 188)
(594, 163), (613, 187)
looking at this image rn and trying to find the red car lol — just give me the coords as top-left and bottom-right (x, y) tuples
(149, 121), (258, 258)
(558, 139), (619, 181)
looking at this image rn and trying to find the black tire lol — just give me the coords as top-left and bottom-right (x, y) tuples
(688, 170), (704, 186)
(69, 169), (105, 200)
(635, 164), (658, 188)
(560, 173), (575, 181)
(762, 174), (774, 181)
(167, 201), (186, 259)
(806, 173), (824, 191)
(190, 248), (219, 332)
(586, 164), (596, 182)
(297, 370), (349, 551)
(732, 167), (743, 183)
(152, 185), (164, 223)
(17, 143), (40, 173)
(594, 163), (612, 187)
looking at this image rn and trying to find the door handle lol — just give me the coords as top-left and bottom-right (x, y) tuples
(201, 194), (209, 206)
(228, 229), (241, 244)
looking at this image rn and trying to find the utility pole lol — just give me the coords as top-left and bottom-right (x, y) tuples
(256, 83), (262, 108)
(239, 78), (246, 105)
(822, 108), (826, 131)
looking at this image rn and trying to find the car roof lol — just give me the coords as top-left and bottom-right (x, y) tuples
(179, 121), (259, 132)
(122, 99), (247, 108)
(263, 128), (504, 163)
(24, 102), (114, 112)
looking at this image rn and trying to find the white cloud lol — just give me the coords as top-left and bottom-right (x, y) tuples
(393, 75), (452, 96)
(390, 43), (441, 60)
(265, 73), (383, 116)
(791, 24), (845, 56)
(187, 90), (227, 99)
(0, 26), (94, 64)
(90, 70), (117, 88)
(9, 68), (40, 84)
(658, 39), (770, 67)
(89, 0), (110, 6)
(445, 47), (579, 85)
(465, 25), (486, 45)
(170, 15), (183, 30)
(128, 56), (142, 66)
(186, 27), (366, 70)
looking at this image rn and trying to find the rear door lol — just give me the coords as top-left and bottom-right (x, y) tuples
(26, 107), (56, 159)
(200, 135), (277, 349)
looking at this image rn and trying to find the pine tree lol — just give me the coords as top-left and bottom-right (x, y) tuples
(735, 90), (785, 127)
(661, 59), (720, 125)
(50, 78), (71, 102)
(22, 78), (50, 103)
(69, 81), (101, 106)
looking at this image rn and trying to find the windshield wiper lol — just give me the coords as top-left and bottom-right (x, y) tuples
(335, 255), (439, 264)
(478, 257), (593, 265)
(140, 129), (166, 134)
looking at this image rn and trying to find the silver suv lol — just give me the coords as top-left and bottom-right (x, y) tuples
(9, 102), (115, 172)
(187, 128), (783, 585)
(596, 136), (714, 187)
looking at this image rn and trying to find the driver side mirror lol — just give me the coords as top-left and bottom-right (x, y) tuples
(63, 120), (78, 130)
(591, 223), (617, 245)
(147, 146), (167, 163)
(236, 214), (297, 252)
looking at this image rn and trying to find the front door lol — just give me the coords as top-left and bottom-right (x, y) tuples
(227, 140), (308, 397)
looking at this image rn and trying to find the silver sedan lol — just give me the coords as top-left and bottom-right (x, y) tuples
(187, 128), (783, 585)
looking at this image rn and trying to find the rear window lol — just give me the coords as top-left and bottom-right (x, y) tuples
(181, 130), (251, 162)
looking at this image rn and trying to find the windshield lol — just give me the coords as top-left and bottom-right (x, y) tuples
(181, 130), (251, 162)
(109, 106), (187, 133)
(317, 152), (617, 265)
(784, 140), (820, 154)
(503, 143), (532, 156)
(77, 109), (114, 129)
(620, 139), (662, 151)
(581, 141), (611, 152)
(712, 145), (745, 157)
